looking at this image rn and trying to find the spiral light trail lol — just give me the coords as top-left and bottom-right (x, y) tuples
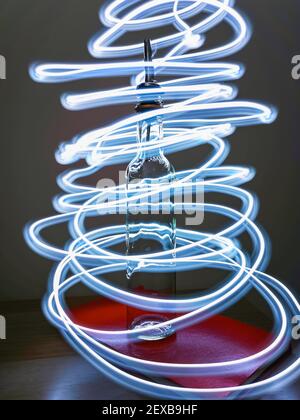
(25, 0), (300, 399)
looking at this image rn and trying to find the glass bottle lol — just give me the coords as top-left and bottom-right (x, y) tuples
(126, 40), (176, 341)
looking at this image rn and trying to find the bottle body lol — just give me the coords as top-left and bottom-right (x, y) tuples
(126, 117), (176, 341)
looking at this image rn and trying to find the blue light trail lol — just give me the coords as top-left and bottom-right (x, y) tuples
(25, 0), (300, 399)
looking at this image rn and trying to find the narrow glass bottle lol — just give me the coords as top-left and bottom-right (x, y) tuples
(126, 40), (176, 341)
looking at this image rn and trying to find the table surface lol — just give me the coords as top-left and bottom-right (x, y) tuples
(0, 299), (299, 400)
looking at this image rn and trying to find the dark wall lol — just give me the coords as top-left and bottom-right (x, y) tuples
(0, 0), (299, 301)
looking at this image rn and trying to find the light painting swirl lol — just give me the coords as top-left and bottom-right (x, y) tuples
(25, 0), (300, 399)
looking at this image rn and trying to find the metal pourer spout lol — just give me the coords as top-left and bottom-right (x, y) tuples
(135, 39), (162, 112)
(144, 38), (155, 83)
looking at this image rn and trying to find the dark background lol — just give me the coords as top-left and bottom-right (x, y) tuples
(0, 0), (300, 302)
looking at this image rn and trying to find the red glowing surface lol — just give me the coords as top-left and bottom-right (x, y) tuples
(70, 298), (271, 391)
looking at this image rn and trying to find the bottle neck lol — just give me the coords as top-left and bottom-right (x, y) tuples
(137, 116), (163, 158)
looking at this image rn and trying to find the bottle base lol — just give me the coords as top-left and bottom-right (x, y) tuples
(129, 314), (174, 341)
